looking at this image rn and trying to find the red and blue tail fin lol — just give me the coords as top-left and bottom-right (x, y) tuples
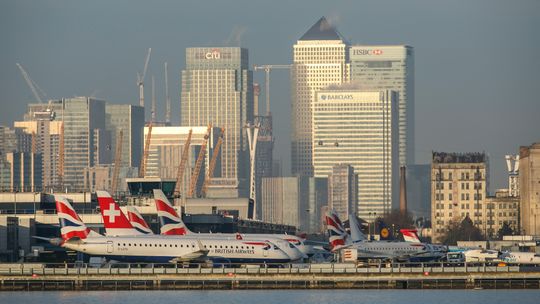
(126, 206), (153, 235)
(55, 196), (97, 241)
(153, 189), (190, 235)
(325, 210), (348, 251)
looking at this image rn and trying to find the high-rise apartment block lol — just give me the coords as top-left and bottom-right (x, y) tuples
(431, 152), (488, 243)
(519, 143), (540, 235)
(328, 164), (358, 221)
(291, 17), (349, 176)
(181, 47), (253, 196)
(5, 152), (42, 192)
(312, 89), (399, 222)
(349, 45), (414, 166)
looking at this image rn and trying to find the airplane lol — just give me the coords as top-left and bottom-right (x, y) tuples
(96, 191), (292, 264)
(126, 206), (153, 235)
(326, 210), (446, 262)
(152, 189), (308, 260)
(399, 228), (448, 253)
(37, 196), (209, 264)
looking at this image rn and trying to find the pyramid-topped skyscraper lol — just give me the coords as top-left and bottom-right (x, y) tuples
(291, 17), (349, 176)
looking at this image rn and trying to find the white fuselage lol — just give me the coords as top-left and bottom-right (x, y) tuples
(181, 234), (305, 261)
(348, 241), (443, 261)
(463, 249), (501, 263)
(64, 235), (291, 264)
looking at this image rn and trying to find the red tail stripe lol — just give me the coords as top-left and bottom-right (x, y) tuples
(155, 199), (179, 217)
(128, 212), (150, 229)
(56, 201), (81, 221)
(62, 229), (89, 240)
(326, 217), (343, 231)
(162, 228), (186, 235)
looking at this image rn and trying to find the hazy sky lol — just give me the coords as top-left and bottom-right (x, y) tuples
(1, 0), (539, 190)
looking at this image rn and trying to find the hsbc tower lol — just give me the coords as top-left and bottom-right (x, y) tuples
(349, 45), (414, 166)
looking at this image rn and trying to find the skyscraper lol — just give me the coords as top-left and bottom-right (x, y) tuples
(181, 47), (253, 196)
(105, 104), (144, 169)
(328, 164), (358, 221)
(312, 89), (399, 222)
(291, 17), (349, 176)
(349, 45), (414, 166)
(61, 97), (110, 191)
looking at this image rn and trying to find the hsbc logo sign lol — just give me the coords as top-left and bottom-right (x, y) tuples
(352, 49), (384, 56)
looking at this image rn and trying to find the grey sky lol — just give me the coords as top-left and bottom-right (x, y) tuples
(1, 0), (539, 190)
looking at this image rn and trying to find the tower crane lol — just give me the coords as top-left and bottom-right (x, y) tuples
(201, 128), (225, 197)
(16, 63), (47, 103)
(137, 48), (152, 108)
(174, 128), (193, 197)
(164, 62), (171, 124)
(151, 75), (156, 122)
(139, 123), (152, 178)
(111, 129), (123, 195)
(253, 64), (291, 115)
(188, 124), (211, 197)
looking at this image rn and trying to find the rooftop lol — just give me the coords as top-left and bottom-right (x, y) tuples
(299, 17), (344, 41)
(432, 152), (487, 164)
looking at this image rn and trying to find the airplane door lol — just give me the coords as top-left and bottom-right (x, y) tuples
(107, 241), (113, 253)
(263, 247), (268, 257)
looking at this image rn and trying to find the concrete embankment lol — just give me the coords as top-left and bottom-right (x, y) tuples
(1, 263), (539, 291)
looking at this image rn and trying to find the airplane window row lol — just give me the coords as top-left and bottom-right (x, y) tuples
(120, 243), (196, 248)
(118, 243), (256, 250)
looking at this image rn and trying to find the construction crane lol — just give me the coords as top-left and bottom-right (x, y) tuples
(164, 62), (171, 124)
(151, 75), (156, 122)
(174, 128), (192, 196)
(139, 123), (152, 178)
(137, 48), (152, 108)
(16, 63), (47, 103)
(188, 124), (211, 197)
(253, 64), (291, 115)
(201, 128), (225, 197)
(111, 129), (123, 195)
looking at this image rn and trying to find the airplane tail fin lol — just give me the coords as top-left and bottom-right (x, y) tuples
(126, 206), (153, 234)
(401, 229), (421, 243)
(55, 195), (98, 241)
(96, 190), (142, 236)
(153, 189), (190, 235)
(376, 218), (393, 240)
(348, 214), (367, 243)
(325, 210), (348, 252)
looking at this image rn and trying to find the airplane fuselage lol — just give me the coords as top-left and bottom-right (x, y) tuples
(64, 235), (290, 264)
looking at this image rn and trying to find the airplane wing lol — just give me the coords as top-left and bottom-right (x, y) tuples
(169, 240), (210, 263)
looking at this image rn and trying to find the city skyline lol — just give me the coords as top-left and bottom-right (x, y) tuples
(1, 1), (539, 190)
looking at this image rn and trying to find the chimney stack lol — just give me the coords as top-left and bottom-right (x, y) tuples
(399, 166), (407, 216)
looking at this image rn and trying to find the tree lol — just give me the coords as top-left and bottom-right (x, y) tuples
(440, 215), (485, 245)
(497, 222), (514, 240)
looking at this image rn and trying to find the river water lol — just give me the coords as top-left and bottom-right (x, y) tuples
(1, 290), (539, 304)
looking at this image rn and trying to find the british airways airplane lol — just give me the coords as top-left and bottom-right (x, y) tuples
(96, 191), (292, 264)
(153, 189), (310, 259)
(42, 196), (209, 263)
(327, 210), (446, 262)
